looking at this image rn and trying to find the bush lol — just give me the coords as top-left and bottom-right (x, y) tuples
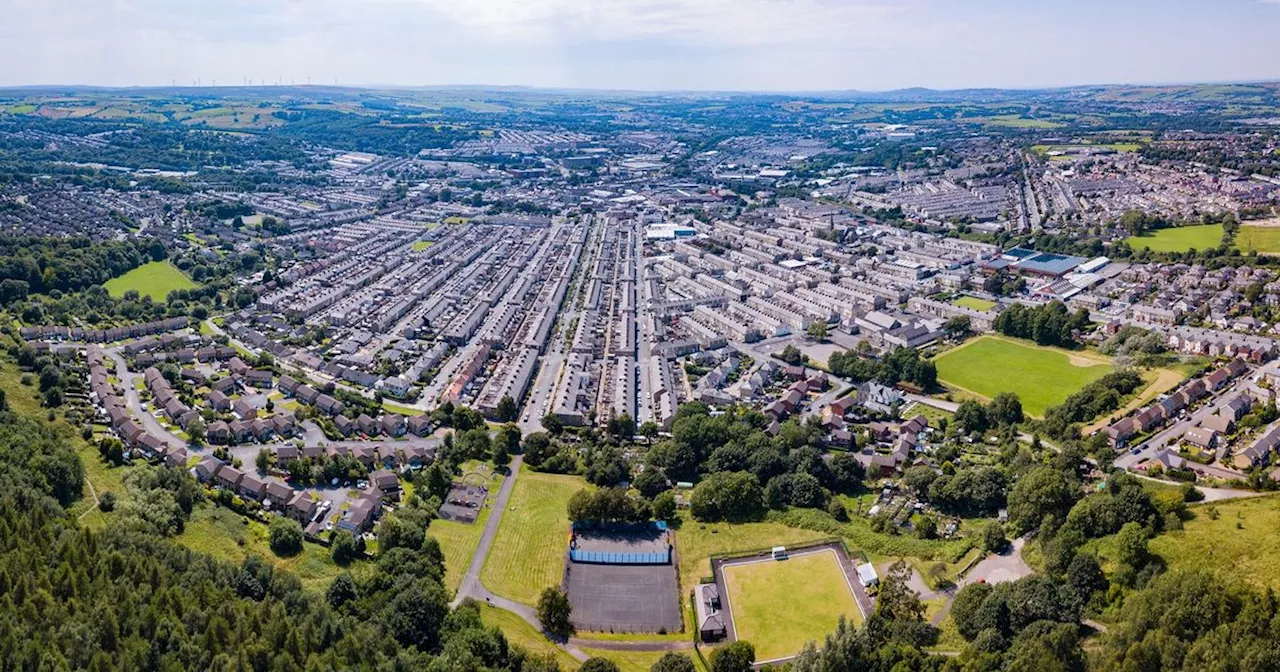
(269, 517), (304, 557)
(98, 491), (116, 512)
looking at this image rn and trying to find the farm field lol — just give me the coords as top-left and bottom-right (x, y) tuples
(1124, 224), (1224, 253)
(675, 515), (832, 591)
(103, 260), (197, 300)
(1235, 224), (1280, 255)
(951, 295), (997, 311)
(480, 467), (586, 605)
(934, 335), (1112, 417)
(722, 550), (861, 662)
(1149, 494), (1280, 589)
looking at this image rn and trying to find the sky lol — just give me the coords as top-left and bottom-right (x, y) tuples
(4, 0), (1280, 91)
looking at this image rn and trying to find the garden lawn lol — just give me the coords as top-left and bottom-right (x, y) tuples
(1235, 225), (1280, 255)
(722, 551), (861, 662)
(480, 468), (586, 605)
(1149, 494), (1280, 590)
(933, 335), (1112, 417)
(1124, 224), (1224, 253)
(103, 260), (197, 300)
(951, 296), (997, 312)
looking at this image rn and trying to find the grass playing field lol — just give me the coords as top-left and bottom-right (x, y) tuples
(1124, 224), (1224, 253)
(675, 514), (832, 590)
(433, 467), (504, 593)
(480, 467), (586, 605)
(1235, 224), (1280, 255)
(951, 295), (997, 312)
(933, 335), (1112, 417)
(103, 260), (197, 300)
(1148, 494), (1280, 590)
(411, 240), (435, 252)
(722, 551), (861, 662)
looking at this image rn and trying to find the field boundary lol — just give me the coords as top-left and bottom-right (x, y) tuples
(709, 540), (872, 666)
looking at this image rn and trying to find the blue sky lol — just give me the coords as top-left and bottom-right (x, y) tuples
(4, 0), (1279, 91)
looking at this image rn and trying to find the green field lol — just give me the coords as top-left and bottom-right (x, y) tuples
(1125, 224), (1224, 253)
(1149, 495), (1280, 590)
(722, 551), (861, 662)
(411, 240), (435, 252)
(951, 295), (997, 312)
(675, 515), (832, 590)
(934, 335), (1112, 417)
(1235, 225), (1280, 255)
(180, 505), (367, 594)
(480, 607), (581, 670)
(433, 467), (503, 593)
(103, 260), (198, 300)
(480, 468), (586, 605)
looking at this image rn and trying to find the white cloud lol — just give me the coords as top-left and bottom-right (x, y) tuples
(0, 0), (1276, 90)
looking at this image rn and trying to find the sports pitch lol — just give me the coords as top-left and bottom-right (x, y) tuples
(103, 260), (197, 300)
(1235, 224), (1280, 255)
(933, 335), (1112, 416)
(721, 550), (861, 662)
(1124, 224), (1223, 253)
(951, 295), (997, 312)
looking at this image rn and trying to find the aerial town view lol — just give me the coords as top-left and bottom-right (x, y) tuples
(5, 2), (1280, 671)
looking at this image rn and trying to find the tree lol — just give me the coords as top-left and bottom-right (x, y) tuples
(268, 517), (304, 557)
(187, 418), (206, 447)
(954, 399), (990, 435)
(981, 521), (1008, 553)
(542, 413), (564, 435)
(828, 497), (849, 521)
(1006, 466), (1076, 535)
(710, 641), (755, 672)
(943, 315), (972, 338)
(690, 471), (765, 522)
(384, 578), (450, 650)
(639, 421), (660, 444)
(987, 392), (1024, 427)
(579, 658), (620, 672)
(1114, 521), (1149, 572)
(650, 652), (697, 672)
(633, 467), (670, 499)
(778, 344), (804, 365)
(807, 321), (829, 341)
(950, 581), (995, 641)
(98, 490), (117, 512)
(607, 412), (634, 441)
(522, 432), (557, 468)
(653, 490), (677, 521)
(903, 465), (938, 495)
(491, 440), (511, 469)
(915, 516), (938, 540)
(326, 572), (359, 608)
(495, 395), (518, 422)
(331, 530), (360, 565)
(828, 452), (864, 494)
(537, 587), (574, 639)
